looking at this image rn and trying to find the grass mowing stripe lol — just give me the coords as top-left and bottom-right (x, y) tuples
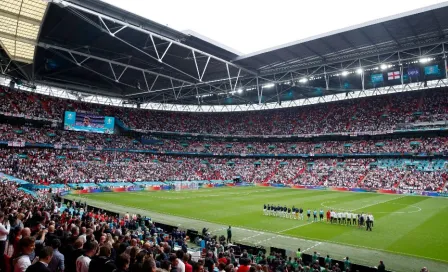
(69, 192), (448, 272)
(78, 187), (448, 268)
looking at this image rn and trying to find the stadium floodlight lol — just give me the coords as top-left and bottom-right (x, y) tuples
(356, 68), (363, 74)
(419, 58), (431, 63)
(341, 71), (349, 77)
(263, 83), (275, 88)
(298, 78), (308, 83)
(237, 88), (243, 94)
(380, 64), (388, 70)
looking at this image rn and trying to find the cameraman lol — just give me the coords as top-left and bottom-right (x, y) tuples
(0, 211), (11, 272)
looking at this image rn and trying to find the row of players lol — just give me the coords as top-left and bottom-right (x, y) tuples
(263, 204), (375, 228)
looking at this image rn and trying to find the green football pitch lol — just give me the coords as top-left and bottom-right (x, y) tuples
(68, 187), (448, 272)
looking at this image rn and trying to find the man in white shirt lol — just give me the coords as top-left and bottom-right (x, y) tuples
(176, 251), (186, 272)
(347, 213), (352, 225)
(0, 212), (10, 272)
(330, 211), (336, 224)
(76, 240), (98, 272)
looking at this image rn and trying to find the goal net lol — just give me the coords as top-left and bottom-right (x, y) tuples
(174, 181), (199, 191)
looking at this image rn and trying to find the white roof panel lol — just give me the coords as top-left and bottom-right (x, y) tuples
(0, 0), (47, 63)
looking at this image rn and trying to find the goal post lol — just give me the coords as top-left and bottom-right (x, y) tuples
(174, 181), (199, 191)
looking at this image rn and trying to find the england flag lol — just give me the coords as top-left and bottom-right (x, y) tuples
(388, 71), (400, 80)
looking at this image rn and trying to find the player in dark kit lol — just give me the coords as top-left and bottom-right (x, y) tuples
(366, 216), (372, 231)
(299, 208), (304, 220)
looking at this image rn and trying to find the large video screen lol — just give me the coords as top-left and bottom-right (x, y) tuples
(64, 111), (115, 134)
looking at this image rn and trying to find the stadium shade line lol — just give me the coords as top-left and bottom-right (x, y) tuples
(67, 195), (448, 264)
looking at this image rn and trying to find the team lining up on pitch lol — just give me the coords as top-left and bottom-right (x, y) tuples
(263, 204), (375, 230)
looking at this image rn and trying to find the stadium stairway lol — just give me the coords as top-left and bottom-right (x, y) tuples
(357, 171), (370, 187)
(287, 167), (305, 184)
(214, 170), (224, 181)
(438, 173), (447, 191)
(263, 162), (280, 183)
(10, 100), (20, 113)
(41, 100), (51, 115)
(417, 91), (425, 109)
(396, 172), (410, 188)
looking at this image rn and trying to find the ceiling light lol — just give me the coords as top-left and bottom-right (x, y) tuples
(263, 83), (275, 88)
(356, 68), (363, 74)
(419, 58), (431, 63)
(237, 88), (243, 94)
(341, 71), (349, 76)
(299, 78), (308, 83)
(380, 64), (388, 70)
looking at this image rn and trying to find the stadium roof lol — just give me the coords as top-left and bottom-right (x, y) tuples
(234, 1), (448, 75)
(1, 0), (448, 110)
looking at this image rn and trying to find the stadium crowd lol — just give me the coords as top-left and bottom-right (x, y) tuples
(1, 87), (448, 135)
(0, 180), (400, 272)
(1, 124), (447, 155)
(0, 148), (446, 192)
(0, 86), (446, 272)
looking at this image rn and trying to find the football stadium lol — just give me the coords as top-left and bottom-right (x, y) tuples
(1, 1), (448, 272)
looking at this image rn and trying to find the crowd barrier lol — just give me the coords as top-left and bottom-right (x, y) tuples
(54, 182), (448, 198)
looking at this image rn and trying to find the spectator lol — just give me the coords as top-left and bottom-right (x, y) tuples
(114, 253), (131, 272)
(76, 240), (98, 272)
(88, 245), (116, 272)
(26, 246), (53, 272)
(13, 237), (36, 272)
(48, 239), (65, 272)
(0, 211), (10, 272)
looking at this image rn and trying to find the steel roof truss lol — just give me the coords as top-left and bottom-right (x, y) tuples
(55, 0), (260, 79)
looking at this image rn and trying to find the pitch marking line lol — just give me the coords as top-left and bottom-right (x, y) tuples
(320, 196), (421, 214)
(255, 235), (281, 245)
(209, 226), (227, 233)
(241, 233), (265, 241)
(351, 196), (405, 211)
(277, 222), (314, 233)
(303, 242), (323, 253)
(126, 190), (272, 200)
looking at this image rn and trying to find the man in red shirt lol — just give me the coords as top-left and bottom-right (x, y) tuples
(326, 210), (331, 223)
(218, 253), (228, 265)
(183, 253), (192, 272)
(236, 258), (251, 272)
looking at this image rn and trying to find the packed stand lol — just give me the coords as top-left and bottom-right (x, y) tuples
(0, 148), (446, 191)
(1, 124), (447, 155)
(2, 87), (448, 135)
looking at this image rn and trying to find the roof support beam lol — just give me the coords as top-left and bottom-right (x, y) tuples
(259, 39), (448, 77)
(52, 0), (260, 78)
(38, 42), (194, 86)
(380, 23), (401, 47)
